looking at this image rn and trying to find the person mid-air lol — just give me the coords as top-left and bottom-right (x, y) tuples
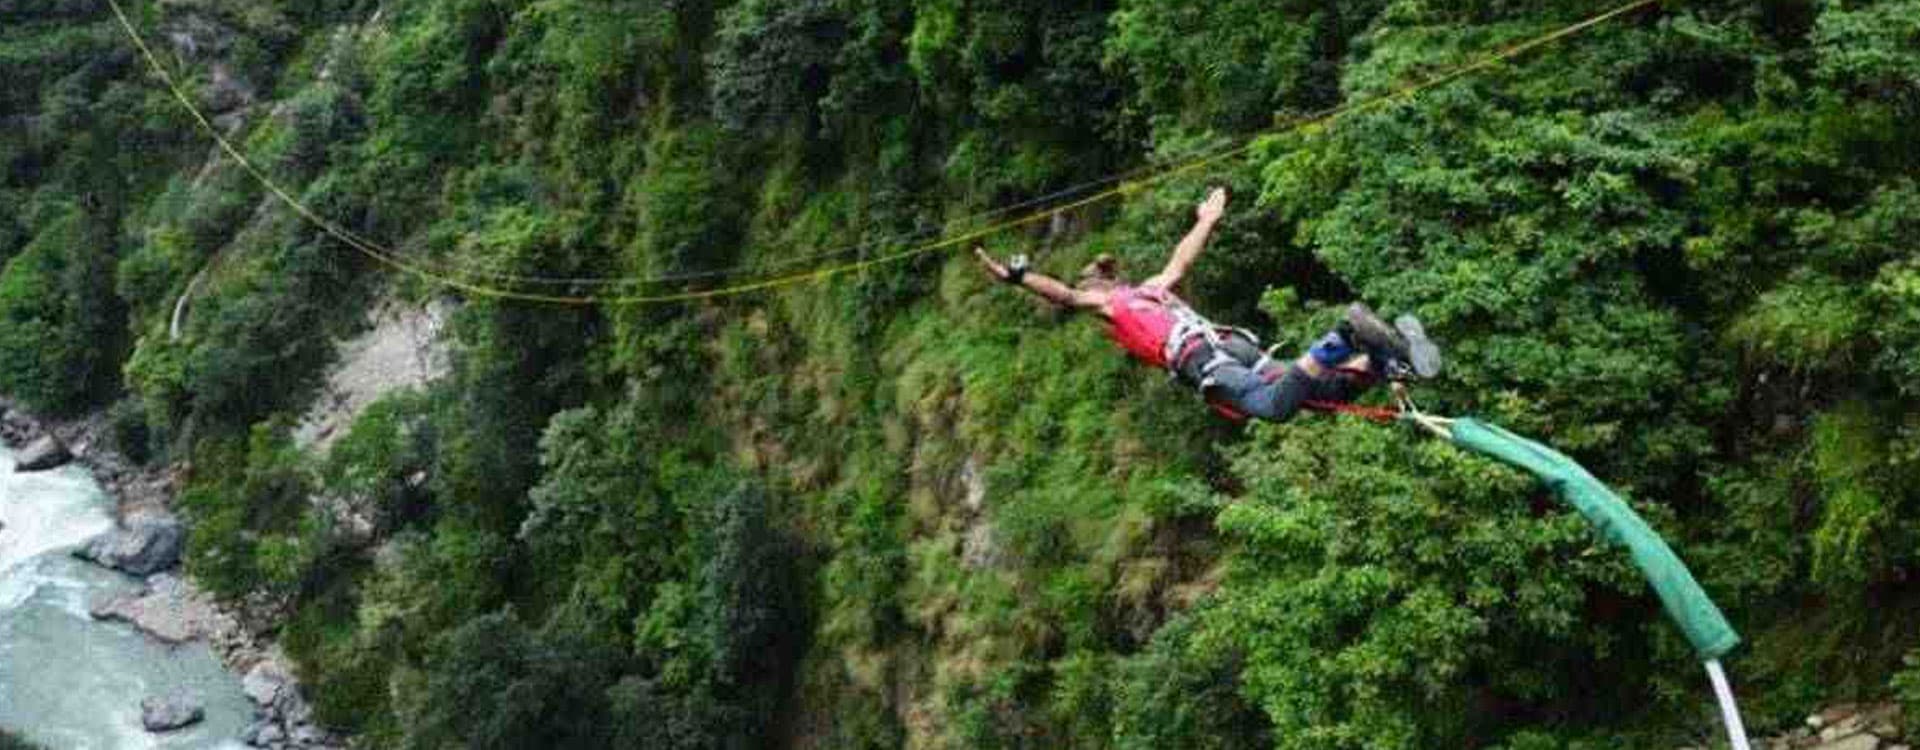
(974, 187), (1440, 423)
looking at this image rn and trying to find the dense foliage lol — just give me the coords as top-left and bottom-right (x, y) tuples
(3, 0), (1917, 747)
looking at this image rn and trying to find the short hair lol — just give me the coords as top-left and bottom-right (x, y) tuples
(1077, 253), (1121, 291)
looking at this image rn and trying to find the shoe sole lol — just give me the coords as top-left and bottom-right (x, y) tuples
(1345, 303), (1409, 354)
(1395, 314), (1442, 378)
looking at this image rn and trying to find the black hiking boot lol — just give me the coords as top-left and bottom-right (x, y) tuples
(1341, 303), (1441, 381)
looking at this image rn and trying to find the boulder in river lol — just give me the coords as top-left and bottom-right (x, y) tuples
(140, 693), (205, 732)
(73, 514), (186, 575)
(87, 574), (220, 644)
(291, 723), (332, 745)
(243, 718), (287, 747)
(243, 658), (293, 709)
(14, 435), (72, 472)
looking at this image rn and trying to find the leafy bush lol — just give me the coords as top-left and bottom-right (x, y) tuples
(281, 584), (391, 732)
(1110, 612), (1271, 749)
(1807, 403), (1920, 587)
(107, 396), (152, 465)
(10, 0), (1920, 745)
(1870, 256), (1920, 395)
(363, 0), (503, 164)
(626, 124), (742, 280)
(708, 0), (847, 134)
(1200, 418), (1655, 748)
(700, 481), (804, 717)
(518, 401), (690, 638)
(398, 610), (621, 750)
(0, 240), (81, 410)
(319, 391), (436, 534)
(0, 207), (122, 413)
(1728, 273), (1871, 375)
(1896, 650), (1920, 736)
(1107, 0), (1365, 133)
(177, 422), (316, 601)
(487, 0), (668, 191)
(1812, 0), (1920, 105)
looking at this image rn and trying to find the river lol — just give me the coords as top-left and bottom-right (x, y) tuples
(0, 448), (252, 749)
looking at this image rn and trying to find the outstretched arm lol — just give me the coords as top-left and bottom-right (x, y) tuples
(974, 248), (1109, 315)
(1142, 187), (1226, 291)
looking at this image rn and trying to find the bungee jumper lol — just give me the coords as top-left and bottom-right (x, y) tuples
(975, 187), (1442, 422)
(981, 186), (1757, 750)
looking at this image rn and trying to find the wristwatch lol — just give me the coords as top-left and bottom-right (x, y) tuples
(1004, 254), (1029, 285)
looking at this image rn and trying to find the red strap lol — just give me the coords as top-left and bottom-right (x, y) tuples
(1207, 398), (1399, 424)
(1210, 402), (1250, 421)
(1303, 400), (1401, 424)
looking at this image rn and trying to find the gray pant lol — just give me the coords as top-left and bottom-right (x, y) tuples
(1175, 335), (1359, 422)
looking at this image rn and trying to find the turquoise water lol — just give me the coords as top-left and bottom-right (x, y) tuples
(0, 451), (252, 749)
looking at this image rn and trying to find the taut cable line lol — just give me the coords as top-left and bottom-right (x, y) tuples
(107, 0), (1661, 306)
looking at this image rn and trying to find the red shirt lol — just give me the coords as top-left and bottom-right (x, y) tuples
(1104, 285), (1182, 368)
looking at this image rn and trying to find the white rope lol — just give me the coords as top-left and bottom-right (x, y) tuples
(1706, 660), (1754, 750)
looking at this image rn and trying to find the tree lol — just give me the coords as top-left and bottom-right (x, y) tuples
(707, 0), (847, 135)
(400, 610), (621, 750)
(1200, 419), (1653, 748)
(0, 206), (122, 413)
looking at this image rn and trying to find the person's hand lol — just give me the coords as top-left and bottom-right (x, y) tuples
(1196, 187), (1227, 224)
(974, 247), (1010, 282)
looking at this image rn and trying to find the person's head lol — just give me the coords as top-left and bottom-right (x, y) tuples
(1076, 253), (1123, 293)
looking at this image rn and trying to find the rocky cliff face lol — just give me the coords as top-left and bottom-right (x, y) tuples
(294, 300), (449, 453)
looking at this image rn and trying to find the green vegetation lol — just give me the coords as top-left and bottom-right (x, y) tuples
(3, 0), (1918, 747)
(0, 729), (39, 750)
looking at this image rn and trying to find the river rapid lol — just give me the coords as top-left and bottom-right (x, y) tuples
(0, 448), (251, 749)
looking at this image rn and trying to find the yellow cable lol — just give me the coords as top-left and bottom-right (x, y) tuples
(107, 0), (1660, 306)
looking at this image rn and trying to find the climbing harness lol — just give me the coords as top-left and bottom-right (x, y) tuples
(1165, 303), (1426, 425)
(1157, 292), (1264, 384)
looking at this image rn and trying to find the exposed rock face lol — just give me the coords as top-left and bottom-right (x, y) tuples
(959, 457), (1001, 570)
(1791, 703), (1906, 750)
(13, 434), (72, 472)
(242, 659), (292, 708)
(73, 512), (186, 576)
(140, 694), (206, 732)
(293, 301), (450, 452)
(242, 720), (285, 747)
(291, 723), (331, 745)
(239, 653), (342, 748)
(89, 573), (228, 645)
(0, 405), (33, 444)
(201, 63), (255, 112)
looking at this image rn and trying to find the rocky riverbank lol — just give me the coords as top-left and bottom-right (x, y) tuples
(1, 401), (344, 749)
(1680, 702), (1909, 750)
(1764, 703), (1908, 750)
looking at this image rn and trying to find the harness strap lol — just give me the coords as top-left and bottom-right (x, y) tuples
(1302, 400), (1402, 424)
(1207, 398), (1401, 425)
(1161, 308), (1219, 370)
(1156, 298), (1399, 425)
